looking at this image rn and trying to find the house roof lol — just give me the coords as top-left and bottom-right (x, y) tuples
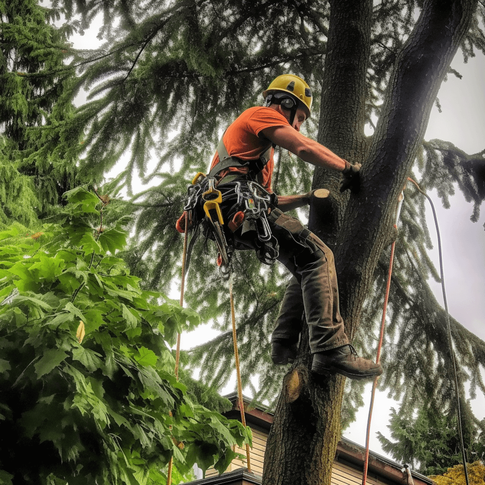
(220, 393), (435, 485)
(183, 468), (261, 485)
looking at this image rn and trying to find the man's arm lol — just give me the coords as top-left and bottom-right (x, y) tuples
(261, 125), (350, 172)
(277, 189), (330, 212)
(276, 193), (312, 212)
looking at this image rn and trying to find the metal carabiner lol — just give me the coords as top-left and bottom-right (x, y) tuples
(256, 214), (272, 242)
(184, 183), (203, 211)
(248, 181), (272, 204)
(233, 181), (244, 206)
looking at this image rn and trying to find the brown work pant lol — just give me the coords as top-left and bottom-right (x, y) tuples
(268, 209), (349, 353)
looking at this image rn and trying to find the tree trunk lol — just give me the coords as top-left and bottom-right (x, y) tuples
(263, 1), (372, 484)
(312, 0), (372, 248)
(262, 0), (477, 484)
(336, 0), (478, 336)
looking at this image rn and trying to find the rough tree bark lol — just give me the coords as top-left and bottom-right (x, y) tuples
(262, 1), (477, 484)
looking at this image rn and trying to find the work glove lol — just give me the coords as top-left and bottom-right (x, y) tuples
(340, 161), (362, 193)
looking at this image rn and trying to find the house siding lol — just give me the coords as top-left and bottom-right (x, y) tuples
(187, 395), (435, 485)
(205, 428), (267, 478)
(331, 461), (395, 485)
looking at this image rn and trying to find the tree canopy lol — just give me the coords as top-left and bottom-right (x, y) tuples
(377, 403), (485, 475)
(2, 0), (485, 483)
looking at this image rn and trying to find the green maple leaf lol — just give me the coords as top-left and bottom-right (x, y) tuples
(34, 349), (68, 378)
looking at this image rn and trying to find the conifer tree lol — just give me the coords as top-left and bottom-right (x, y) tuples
(0, 0), (83, 226)
(377, 402), (485, 475)
(13, 0), (485, 483)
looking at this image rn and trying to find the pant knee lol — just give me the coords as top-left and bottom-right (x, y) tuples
(294, 241), (325, 268)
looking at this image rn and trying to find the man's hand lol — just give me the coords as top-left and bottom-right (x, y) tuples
(340, 162), (361, 193)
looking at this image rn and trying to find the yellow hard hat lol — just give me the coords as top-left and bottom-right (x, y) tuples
(263, 74), (312, 118)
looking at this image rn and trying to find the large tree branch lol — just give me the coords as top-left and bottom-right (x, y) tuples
(336, 0), (479, 337)
(422, 139), (485, 220)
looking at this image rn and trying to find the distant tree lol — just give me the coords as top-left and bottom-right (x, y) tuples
(377, 402), (485, 475)
(429, 461), (485, 485)
(5, 0), (485, 483)
(0, 0), (84, 226)
(0, 187), (250, 484)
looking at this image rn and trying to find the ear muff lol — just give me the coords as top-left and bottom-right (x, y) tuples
(263, 93), (299, 125)
(280, 96), (296, 110)
(264, 94), (296, 110)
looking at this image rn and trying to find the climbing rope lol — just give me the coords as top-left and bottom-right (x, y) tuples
(229, 274), (252, 472)
(407, 178), (470, 485)
(362, 180), (470, 485)
(362, 191), (403, 485)
(170, 209), (252, 481)
(167, 212), (190, 485)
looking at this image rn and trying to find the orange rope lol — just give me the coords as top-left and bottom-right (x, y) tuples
(362, 238), (397, 484)
(167, 456), (174, 484)
(362, 192), (403, 485)
(229, 275), (252, 473)
(170, 213), (252, 479)
(363, 181), (470, 485)
(168, 212), (190, 484)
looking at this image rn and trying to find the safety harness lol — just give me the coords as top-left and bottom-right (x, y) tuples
(208, 136), (273, 184)
(177, 137), (280, 269)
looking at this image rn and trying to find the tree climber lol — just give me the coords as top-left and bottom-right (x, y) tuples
(179, 74), (382, 380)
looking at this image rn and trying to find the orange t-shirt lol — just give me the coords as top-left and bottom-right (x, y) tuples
(209, 106), (290, 192)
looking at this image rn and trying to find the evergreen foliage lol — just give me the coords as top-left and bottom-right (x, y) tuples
(377, 403), (485, 475)
(0, 0), (83, 225)
(0, 187), (250, 484)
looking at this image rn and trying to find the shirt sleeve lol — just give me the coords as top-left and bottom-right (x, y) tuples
(245, 107), (290, 137)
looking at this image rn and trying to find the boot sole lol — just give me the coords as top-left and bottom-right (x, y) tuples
(312, 364), (382, 380)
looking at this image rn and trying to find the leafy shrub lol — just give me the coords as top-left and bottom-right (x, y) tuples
(0, 187), (250, 484)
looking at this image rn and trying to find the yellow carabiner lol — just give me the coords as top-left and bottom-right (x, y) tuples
(191, 172), (206, 185)
(202, 186), (224, 225)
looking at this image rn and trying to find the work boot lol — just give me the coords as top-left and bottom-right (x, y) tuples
(271, 341), (298, 365)
(312, 345), (382, 380)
